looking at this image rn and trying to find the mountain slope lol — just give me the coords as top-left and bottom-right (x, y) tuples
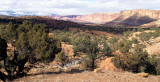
(107, 9), (160, 26)
(51, 9), (160, 27)
(51, 13), (119, 24)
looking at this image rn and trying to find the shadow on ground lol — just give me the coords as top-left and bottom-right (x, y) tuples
(27, 69), (89, 76)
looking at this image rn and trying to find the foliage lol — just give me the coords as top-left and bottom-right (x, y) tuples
(0, 25), (7, 39)
(0, 37), (27, 81)
(72, 34), (112, 69)
(113, 43), (160, 75)
(123, 31), (131, 38)
(51, 30), (72, 43)
(107, 37), (118, 51)
(100, 42), (112, 57)
(0, 21), (61, 81)
(0, 36), (7, 81)
(138, 32), (153, 41)
(147, 55), (160, 75)
(113, 44), (149, 73)
(137, 28), (145, 32)
(138, 31), (160, 42)
(56, 50), (69, 66)
(6, 22), (18, 41)
(80, 56), (93, 70)
(9, 21), (61, 63)
(116, 39), (133, 54)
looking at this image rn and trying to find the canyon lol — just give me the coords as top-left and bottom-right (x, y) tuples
(51, 13), (119, 24)
(51, 9), (160, 27)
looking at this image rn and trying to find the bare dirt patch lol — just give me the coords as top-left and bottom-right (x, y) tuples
(13, 70), (160, 82)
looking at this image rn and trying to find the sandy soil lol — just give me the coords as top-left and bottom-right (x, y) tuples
(12, 57), (160, 82)
(8, 36), (160, 82)
(13, 70), (160, 82)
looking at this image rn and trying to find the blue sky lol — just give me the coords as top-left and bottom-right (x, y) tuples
(0, 0), (160, 15)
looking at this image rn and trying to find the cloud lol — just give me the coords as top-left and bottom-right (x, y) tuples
(0, 0), (160, 15)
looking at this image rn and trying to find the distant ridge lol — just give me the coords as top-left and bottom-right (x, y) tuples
(51, 13), (119, 24)
(107, 9), (160, 27)
(51, 9), (160, 27)
(1, 9), (160, 27)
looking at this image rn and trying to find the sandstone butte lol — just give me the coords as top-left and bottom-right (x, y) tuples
(52, 9), (160, 27)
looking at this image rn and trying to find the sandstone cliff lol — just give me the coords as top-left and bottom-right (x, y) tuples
(51, 13), (119, 24)
(52, 9), (160, 27)
(108, 9), (160, 26)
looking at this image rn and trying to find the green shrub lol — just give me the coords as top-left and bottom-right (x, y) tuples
(138, 31), (160, 42)
(123, 31), (131, 38)
(131, 38), (139, 44)
(138, 32), (153, 41)
(51, 30), (72, 43)
(72, 34), (112, 69)
(137, 28), (144, 32)
(56, 50), (69, 66)
(147, 55), (160, 75)
(113, 44), (160, 75)
(0, 21), (62, 81)
(80, 57), (93, 70)
(113, 44), (149, 73)
(107, 37), (118, 51)
(116, 39), (133, 54)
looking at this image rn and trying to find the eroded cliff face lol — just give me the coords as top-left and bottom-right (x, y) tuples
(109, 9), (160, 26)
(51, 13), (119, 24)
(120, 9), (160, 19)
(52, 9), (160, 27)
(75, 13), (119, 24)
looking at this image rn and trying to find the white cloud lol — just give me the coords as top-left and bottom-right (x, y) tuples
(0, 12), (9, 15)
(0, 0), (160, 15)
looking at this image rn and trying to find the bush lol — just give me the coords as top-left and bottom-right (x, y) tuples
(0, 37), (27, 81)
(113, 44), (149, 73)
(13, 21), (61, 63)
(138, 31), (160, 42)
(80, 57), (93, 70)
(113, 44), (160, 75)
(137, 28), (144, 32)
(138, 32), (153, 41)
(56, 50), (69, 66)
(123, 31), (131, 38)
(107, 37), (118, 51)
(51, 30), (72, 43)
(116, 39), (133, 54)
(0, 21), (61, 81)
(72, 34), (112, 69)
(147, 55), (160, 75)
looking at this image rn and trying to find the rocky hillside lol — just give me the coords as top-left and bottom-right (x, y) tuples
(52, 9), (160, 27)
(51, 13), (119, 24)
(108, 9), (160, 26)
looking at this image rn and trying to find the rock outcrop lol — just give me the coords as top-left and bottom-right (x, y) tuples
(51, 13), (119, 24)
(52, 9), (160, 27)
(108, 9), (160, 26)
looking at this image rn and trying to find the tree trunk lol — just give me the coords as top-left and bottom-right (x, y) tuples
(91, 58), (95, 69)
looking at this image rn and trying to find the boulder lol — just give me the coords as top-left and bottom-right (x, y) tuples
(135, 73), (149, 78)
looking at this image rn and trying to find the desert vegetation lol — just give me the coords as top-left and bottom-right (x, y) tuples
(110, 29), (160, 75)
(0, 21), (61, 81)
(0, 19), (160, 82)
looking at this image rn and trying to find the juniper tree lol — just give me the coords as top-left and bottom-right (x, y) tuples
(72, 34), (112, 69)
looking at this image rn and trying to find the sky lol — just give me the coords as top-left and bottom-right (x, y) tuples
(0, 0), (160, 15)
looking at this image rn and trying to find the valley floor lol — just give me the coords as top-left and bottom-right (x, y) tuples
(13, 70), (160, 82)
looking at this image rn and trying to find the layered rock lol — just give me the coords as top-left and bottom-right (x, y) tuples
(108, 9), (160, 26)
(51, 13), (119, 24)
(52, 9), (160, 27)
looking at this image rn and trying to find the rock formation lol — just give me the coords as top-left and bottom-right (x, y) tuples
(51, 9), (160, 27)
(51, 13), (119, 24)
(108, 9), (160, 26)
